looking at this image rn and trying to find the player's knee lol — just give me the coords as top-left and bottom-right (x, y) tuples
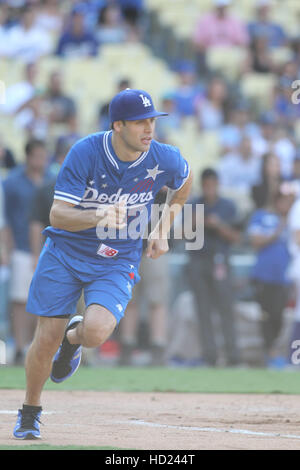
(34, 322), (64, 356)
(35, 330), (62, 356)
(82, 323), (113, 347)
(82, 308), (116, 347)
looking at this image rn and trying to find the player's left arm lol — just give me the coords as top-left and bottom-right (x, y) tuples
(146, 170), (193, 259)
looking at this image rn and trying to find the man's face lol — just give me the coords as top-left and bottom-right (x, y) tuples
(49, 72), (62, 94)
(201, 177), (219, 200)
(115, 118), (156, 153)
(27, 146), (47, 174)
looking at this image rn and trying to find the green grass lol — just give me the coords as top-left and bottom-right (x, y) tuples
(1, 365), (300, 394)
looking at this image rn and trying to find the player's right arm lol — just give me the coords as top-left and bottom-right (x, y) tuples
(50, 199), (127, 232)
(50, 138), (127, 232)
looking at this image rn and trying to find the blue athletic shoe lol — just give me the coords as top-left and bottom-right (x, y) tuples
(13, 406), (42, 440)
(50, 315), (83, 383)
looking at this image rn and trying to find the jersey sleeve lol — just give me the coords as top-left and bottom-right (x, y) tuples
(54, 142), (90, 205)
(247, 211), (264, 235)
(165, 147), (190, 191)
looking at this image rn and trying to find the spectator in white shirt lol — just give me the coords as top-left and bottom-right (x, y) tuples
(0, 4), (53, 63)
(251, 113), (297, 180)
(1, 62), (38, 115)
(35, 0), (64, 35)
(218, 135), (261, 193)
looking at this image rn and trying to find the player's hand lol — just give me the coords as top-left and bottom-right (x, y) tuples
(146, 232), (169, 259)
(96, 201), (127, 229)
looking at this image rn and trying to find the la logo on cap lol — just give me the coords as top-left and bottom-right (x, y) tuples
(140, 94), (151, 108)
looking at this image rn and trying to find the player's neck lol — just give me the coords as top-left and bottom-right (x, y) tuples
(111, 132), (142, 162)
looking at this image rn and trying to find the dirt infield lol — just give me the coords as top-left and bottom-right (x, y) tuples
(1, 390), (300, 450)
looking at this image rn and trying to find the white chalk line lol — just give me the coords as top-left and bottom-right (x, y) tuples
(118, 419), (300, 441)
(3, 410), (300, 441)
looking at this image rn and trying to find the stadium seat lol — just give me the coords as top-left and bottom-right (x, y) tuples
(0, 59), (24, 87)
(240, 73), (277, 111)
(270, 47), (294, 66)
(0, 116), (26, 160)
(206, 46), (248, 80)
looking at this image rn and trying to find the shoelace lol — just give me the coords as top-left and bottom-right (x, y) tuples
(20, 411), (43, 429)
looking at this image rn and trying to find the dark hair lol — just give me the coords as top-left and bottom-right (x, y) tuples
(25, 139), (45, 157)
(201, 168), (218, 181)
(251, 152), (281, 208)
(118, 78), (131, 89)
(110, 120), (126, 130)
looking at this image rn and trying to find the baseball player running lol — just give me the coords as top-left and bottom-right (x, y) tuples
(13, 88), (192, 439)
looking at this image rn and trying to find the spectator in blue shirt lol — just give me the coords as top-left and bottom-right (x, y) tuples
(247, 190), (294, 367)
(248, 0), (287, 48)
(3, 139), (49, 364)
(171, 61), (203, 118)
(56, 6), (98, 58)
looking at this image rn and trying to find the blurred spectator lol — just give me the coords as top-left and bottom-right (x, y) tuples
(248, 0), (287, 49)
(119, 253), (169, 366)
(217, 135), (261, 193)
(119, 0), (144, 27)
(0, 62), (38, 116)
(98, 78), (132, 131)
(272, 128), (297, 180)
(48, 133), (80, 177)
(29, 177), (56, 269)
(0, 3), (9, 37)
(286, 192), (300, 364)
(154, 93), (181, 142)
(0, 3), (53, 63)
(0, 138), (17, 177)
(56, 5), (98, 57)
(0, 177), (9, 328)
(251, 113), (296, 179)
(119, 188), (168, 366)
(14, 90), (50, 140)
(193, 0), (249, 51)
(292, 154), (300, 181)
(35, 0), (65, 34)
(11, 69), (78, 140)
(29, 136), (72, 266)
(43, 70), (77, 125)
(3, 139), (50, 364)
(280, 60), (299, 82)
(0, 180), (7, 267)
(248, 36), (276, 74)
(67, 1), (109, 30)
(186, 168), (241, 366)
(272, 75), (300, 127)
(195, 75), (229, 130)
(95, 3), (128, 44)
(171, 61), (203, 117)
(219, 102), (260, 153)
(251, 152), (282, 208)
(247, 190), (293, 368)
(291, 37), (300, 75)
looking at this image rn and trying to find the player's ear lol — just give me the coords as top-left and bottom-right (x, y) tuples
(112, 120), (125, 133)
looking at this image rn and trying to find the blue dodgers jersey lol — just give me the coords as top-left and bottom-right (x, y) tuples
(247, 209), (290, 284)
(44, 130), (190, 265)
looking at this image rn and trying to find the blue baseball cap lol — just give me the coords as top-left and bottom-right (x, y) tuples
(109, 88), (168, 123)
